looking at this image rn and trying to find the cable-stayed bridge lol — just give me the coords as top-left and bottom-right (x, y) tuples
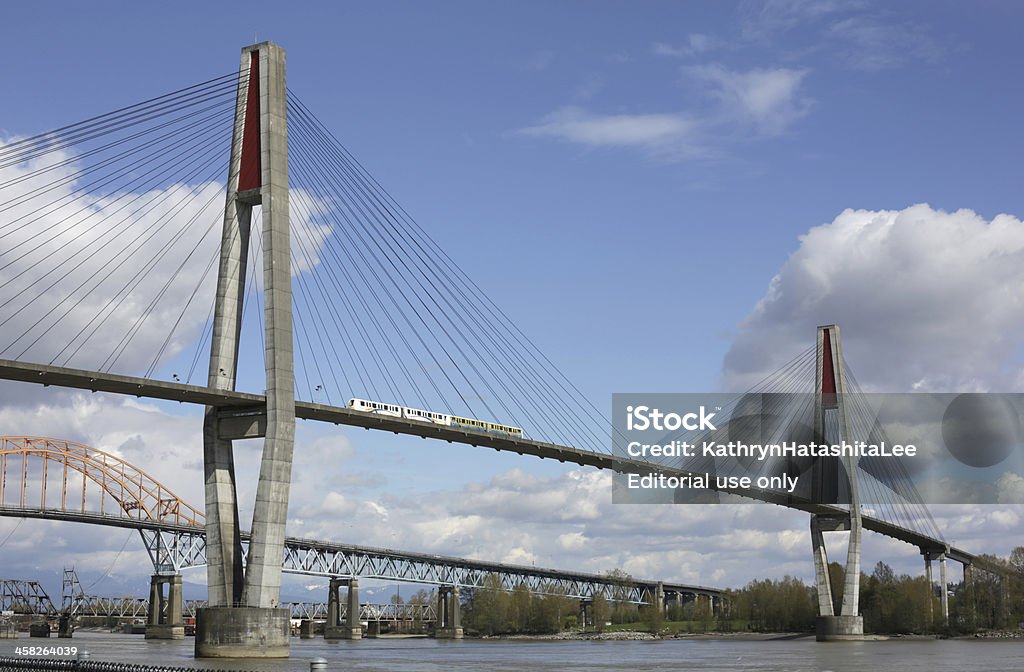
(0, 41), (997, 654)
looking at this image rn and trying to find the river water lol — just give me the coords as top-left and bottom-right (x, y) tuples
(2, 633), (1023, 671)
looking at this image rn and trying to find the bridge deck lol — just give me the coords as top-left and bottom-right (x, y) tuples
(0, 507), (720, 599)
(0, 359), (972, 566)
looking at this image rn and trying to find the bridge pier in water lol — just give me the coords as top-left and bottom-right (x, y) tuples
(324, 578), (361, 640)
(923, 550), (951, 627)
(195, 40), (295, 659)
(810, 326), (865, 641)
(578, 597), (595, 628)
(145, 574), (184, 640)
(434, 586), (463, 639)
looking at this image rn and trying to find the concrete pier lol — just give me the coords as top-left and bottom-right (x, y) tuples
(939, 553), (949, 626)
(194, 607), (290, 658)
(146, 574), (184, 640)
(197, 40), (295, 659)
(324, 578), (361, 640)
(434, 586), (463, 639)
(811, 326), (865, 641)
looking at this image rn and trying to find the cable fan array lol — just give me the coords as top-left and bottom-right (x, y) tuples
(629, 344), (945, 543)
(0, 72), (614, 455)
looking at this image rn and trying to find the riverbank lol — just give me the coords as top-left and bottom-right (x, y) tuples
(483, 630), (815, 641)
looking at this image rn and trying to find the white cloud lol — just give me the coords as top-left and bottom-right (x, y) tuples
(723, 204), (1024, 392)
(519, 106), (696, 153)
(519, 66), (811, 159)
(687, 64), (812, 136)
(0, 138), (331, 378)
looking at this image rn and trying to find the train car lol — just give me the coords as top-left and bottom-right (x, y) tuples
(347, 398), (523, 437)
(449, 415), (523, 438)
(348, 398), (402, 418)
(402, 406), (451, 426)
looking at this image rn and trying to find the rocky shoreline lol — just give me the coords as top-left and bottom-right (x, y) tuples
(966, 630), (1024, 640)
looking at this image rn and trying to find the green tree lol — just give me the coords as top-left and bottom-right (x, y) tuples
(590, 593), (610, 633)
(467, 574), (509, 635)
(509, 583), (531, 633)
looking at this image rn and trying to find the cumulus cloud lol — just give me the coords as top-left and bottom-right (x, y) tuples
(724, 204), (1024, 392)
(0, 138), (331, 379)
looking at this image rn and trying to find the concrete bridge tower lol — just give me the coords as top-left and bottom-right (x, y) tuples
(809, 324), (865, 640)
(195, 41), (296, 658)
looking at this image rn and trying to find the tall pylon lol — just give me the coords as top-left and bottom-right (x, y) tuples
(809, 324), (865, 640)
(196, 41), (295, 659)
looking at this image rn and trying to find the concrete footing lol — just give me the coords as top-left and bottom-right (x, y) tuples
(434, 627), (464, 639)
(57, 615), (73, 638)
(194, 607), (290, 658)
(815, 615), (864, 641)
(324, 625), (362, 640)
(299, 619), (316, 639)
(146, 624), (185, 640)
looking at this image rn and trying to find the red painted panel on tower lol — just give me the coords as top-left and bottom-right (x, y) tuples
(238, 51), (261, 192)
(821, 328), (838, 408)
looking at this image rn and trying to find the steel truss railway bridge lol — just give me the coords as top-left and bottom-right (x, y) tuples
(1, 575), (435, 625)
(0, 436), (719, 634)
(0, 40), (1000, 655)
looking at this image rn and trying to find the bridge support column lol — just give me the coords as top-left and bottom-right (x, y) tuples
(435, 586), (463, 639)
(924, 552), (934, 624)
(57, 614), (73, 639)
(963, 562), (975, 628)
(195, 40), (293, 660)
(811, 326), (864, 642)
(325, 578), (361, 639)
(578, 599), (590, 628)
(146, 574), (184, 640)
(299, 619), (315, 639)
(939, 553), (949, 627)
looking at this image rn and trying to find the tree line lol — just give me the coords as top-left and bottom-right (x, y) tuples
(455, 547), (1024, 636)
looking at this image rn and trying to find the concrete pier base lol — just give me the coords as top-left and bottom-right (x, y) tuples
(299, 620), (315, 639)
(324, 625), (362, 640)
(434, 627), (464, 639)
(194, 607), (290, 658)
(146, 624), (185, 640)
(815, 615), (864, 641)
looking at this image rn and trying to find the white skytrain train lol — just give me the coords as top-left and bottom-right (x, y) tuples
(347, 398), (523, 437)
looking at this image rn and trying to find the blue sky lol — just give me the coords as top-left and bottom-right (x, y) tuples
(1, 1), (1023, 599)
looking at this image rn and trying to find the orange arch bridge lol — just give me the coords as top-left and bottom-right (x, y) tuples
(0, 436), (718, 604)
